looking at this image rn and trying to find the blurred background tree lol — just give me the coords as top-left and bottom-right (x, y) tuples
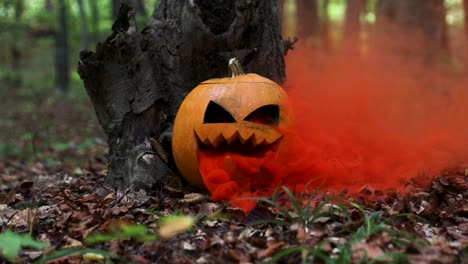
(0, 0), (155, 94)
(1, 0), (465, 97)
(0, 0), (156, 168)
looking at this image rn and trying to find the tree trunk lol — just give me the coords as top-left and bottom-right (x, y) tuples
(89, 0), (99, 44)
(56, 0), (69, 93)
(135, 0), (147, 17)
(77, 0), (90, 50)
(376, 0), (448, 63)
(78, 1), (285, 191)
(45, 0), (53, 12)
(112, 0), (120, 19)
(321, 0), (331, 51)
(11, 0), (24, 86)
(296, 0), (320, 39)
(344, 0), (363, 46)
(464, 0), (468, 39)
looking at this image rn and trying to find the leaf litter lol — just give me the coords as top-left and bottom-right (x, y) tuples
(1, 156), (467, 263)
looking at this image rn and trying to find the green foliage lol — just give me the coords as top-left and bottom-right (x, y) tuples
(327, 0), (346, 23)
(268, 245), (327, 264)
(349, 203), (387, 241)
(330, 204), (392, 263)
(244, 179), (330, 227)
(0, 0), (161, 166)
(243, 185), (419, 263)
(0, 212), (193, 263)
(85, 214), (196, 244)
(0, 229), (47, 263)
(39, 248), (113, 264)
(85, 223), (157, 244)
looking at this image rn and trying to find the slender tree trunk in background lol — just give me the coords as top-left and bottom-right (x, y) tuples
(112, 0), (120, 19)
(11, 0), (24, 85)
(344, 0), (363, 47)
(464, 0), (468, 39)
(45, 0), (53, 12)
(321, 0), (331, 51)
(135, 0), (147, 17)
(281, 0), (296, 37)
(440, 8), (450, 56)
(78, 1), (286, 191)
(90, 0), (99, 44)
(36, 0), (55, 39)
(296, 0), (320, 40)
(77, 0), (90, 50)
(376, 0), (448, 63)
(56, 0), (69, 93)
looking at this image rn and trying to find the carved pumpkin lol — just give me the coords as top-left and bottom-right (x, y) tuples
(172, 58), (290, 188)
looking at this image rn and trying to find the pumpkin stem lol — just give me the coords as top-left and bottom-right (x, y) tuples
(229, 58), (245, 78)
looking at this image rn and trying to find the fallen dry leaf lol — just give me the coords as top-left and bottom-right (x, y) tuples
(158, 215), (195, 239)
(82, 252), (105, 262)
(352, 242), (385, 261)
(257, 240), (286, 259)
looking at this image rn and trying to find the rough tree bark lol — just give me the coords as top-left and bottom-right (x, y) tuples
(296, 0), (320, 39)
(78, 1), (285, 191)
(376, 0), (448, 63)
(279, 0), (284, 24)
(56, 0), (69, 93)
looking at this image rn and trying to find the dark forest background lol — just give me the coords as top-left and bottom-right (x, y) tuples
(0, 0), (467, 169)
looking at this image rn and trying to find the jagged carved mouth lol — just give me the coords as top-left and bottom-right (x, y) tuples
(194, 123), (283, 156)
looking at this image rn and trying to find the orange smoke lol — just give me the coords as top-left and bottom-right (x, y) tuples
(286, 44), (468, 190)
(199, 41), (468, 212)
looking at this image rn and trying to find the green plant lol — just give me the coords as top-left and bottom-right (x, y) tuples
(0, 229), (113, 263)
(268, 244), (328, 264)
(0, 213), (196, 263)
(39, 248), (113, 264)
(85, 223), (157, 244)
(0, 229), (47, 263)
(243, 180), (331, 227)
(242, 185), (419, 264)
(323, 203), (412, 264)
(241, 182), (339, 263)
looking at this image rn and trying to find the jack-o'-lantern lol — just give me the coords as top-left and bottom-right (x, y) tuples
(172, 58), (290, 188)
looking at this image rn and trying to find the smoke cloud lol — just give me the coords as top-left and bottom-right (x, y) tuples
(198, 35), (468, 212)
(285, 42), (468, 192)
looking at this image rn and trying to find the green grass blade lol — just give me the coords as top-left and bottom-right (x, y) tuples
(311, 196), (334, 220)
(267, 246), (303, 264)
(280, 186), (304, 218)
(236, 196), (294, 220)
(37, 248), (113, 264)
(368, 252), (408, 264)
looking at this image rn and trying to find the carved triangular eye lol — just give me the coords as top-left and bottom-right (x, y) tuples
(244, 105), (280, 125)
(204, 101), (236, 123)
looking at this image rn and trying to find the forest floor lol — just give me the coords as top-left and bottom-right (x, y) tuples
(0, 83), (467, 263)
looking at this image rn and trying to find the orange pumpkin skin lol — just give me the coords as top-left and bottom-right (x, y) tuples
(172, 67), (290, 188)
